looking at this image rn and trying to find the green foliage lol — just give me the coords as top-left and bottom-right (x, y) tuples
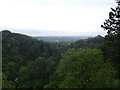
(4, 62), (17, 80)
(2, 30), (58, 64)
(101, 6), (120, 59)
(112, 79), (120, 88)
(2, 30), (61, 88)
(101, 5), (120, 77)
(18, 66), (30, 88)
(69, 35), (105, 49)
(2, 30), (119, 88)
(27, 57), (48, 88)
(2, 73), (17, 88)
(47, 48), (117, 88)
(101, 7), (120, 38)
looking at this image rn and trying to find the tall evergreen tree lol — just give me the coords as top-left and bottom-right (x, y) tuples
(101, 1), (120, 42)
(101, 0), (120, 77)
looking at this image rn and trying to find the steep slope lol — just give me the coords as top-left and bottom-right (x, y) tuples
(2, 30), (58, 65)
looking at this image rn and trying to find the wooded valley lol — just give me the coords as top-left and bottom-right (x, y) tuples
(1, 4), (120, 88)
(1, 29), (120, 88)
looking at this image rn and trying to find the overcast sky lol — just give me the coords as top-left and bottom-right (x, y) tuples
(0, 0), (117, 36)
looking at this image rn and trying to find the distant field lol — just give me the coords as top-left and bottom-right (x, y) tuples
(33, 36), (93, 42)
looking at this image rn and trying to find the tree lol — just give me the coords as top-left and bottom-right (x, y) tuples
(46, 48), (117, 88)
(2, 73), (16, 88)
(4, 62), (17, 80)
(101, 5), (120, 41)
(28, 57), (47, 88)
(18, 66), (30, 88)
(69, 35), (105, 49)
(101, 2), (120, 77)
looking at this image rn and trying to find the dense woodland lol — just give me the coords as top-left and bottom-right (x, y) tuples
(1, 5), (120, 88)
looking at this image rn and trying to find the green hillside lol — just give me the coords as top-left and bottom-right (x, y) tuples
(1, 30), (120, 88)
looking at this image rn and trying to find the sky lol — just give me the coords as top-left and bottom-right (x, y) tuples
(0, 0), (117, 36)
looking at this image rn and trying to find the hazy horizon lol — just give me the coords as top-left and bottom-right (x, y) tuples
(1, 29), (107, 37)
(0, 0), (117, 36)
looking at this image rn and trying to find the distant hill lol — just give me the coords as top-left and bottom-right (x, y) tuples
(33, 36), (93, 42)
(69, 35), (105, 49)
(2, 30), (59, 64)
